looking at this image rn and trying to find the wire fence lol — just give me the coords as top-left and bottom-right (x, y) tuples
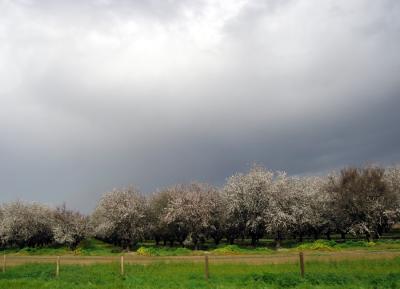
(2, 250), (400, 279)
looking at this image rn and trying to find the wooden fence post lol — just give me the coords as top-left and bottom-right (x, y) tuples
(299, 252), (305, 278)
(120, 255), (124, 276)
(2, 254), (5, 273)
(204, 254), (209, 281)
(56, 256), (60, 277)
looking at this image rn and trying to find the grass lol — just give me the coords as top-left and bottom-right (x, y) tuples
(294, 239), (400, 252)
(74, 239), (123, 255)
(3, 239), (123, 256)
(1, 257), (400, 288)
(3, 238), (400, 257)
(134, 240), (400, 256)
(135, 244), (274, 256)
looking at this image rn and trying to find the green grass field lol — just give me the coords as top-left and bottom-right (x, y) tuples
(1, 257), (400, 288)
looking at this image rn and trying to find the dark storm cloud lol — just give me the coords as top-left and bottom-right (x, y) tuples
(0, 0), (400, 211)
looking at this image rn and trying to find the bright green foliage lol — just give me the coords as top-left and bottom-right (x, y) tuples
(136, 246), (193, 256)
(136, 244), (274, 256)
(4, 238), (400, 257)
(296, 240), (380, 251)
(73, 239), (123, 255)
(9, 246), (71, 256)
(297, 240), (337, 251)
(212, 245), (273, 255)
(3, 239), (123, 256)
(334, 241), (376, 249)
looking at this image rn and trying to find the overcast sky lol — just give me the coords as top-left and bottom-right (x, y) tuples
(1, 0), (400, 211)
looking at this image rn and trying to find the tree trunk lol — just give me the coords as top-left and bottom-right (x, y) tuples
(193, 237), (199, 250)
(213, 237), (220, 246)
(275, 231), (282, 248)
(275, 239), (281, 248)
(341, 232), (346, 240)
(251, 235), (258, 247)
(326, 231), (331, 240)
(366, 232), (371, 242)
(374, 229), (382, 240)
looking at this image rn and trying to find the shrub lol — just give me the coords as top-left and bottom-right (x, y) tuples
(212, 244), (273, 255)
(335, 240), (372, 249)
(297, 240), (336, 251)
(136, 246), (192, 256)
(137, 246), (158, 256)
(213, 245), (243, 255)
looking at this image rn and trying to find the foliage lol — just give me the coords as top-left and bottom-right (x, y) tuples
(136, 246), (193, 256)
(7, 237), (400, 256)
(212, 244), (273, 255)
(335, 240), (376, 249)
(73, 238), (123, 255)
(2, 239), (122, 256)
(296, 240), (377, 251)
(297, 240), (336, 251)
(327, 166), (399, 240)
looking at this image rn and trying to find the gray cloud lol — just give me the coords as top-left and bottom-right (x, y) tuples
(1, 0), (400, 211)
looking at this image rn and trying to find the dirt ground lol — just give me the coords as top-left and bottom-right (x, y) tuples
(3, 250), (400, 267)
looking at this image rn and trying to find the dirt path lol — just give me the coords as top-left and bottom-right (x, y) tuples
(3, 250), (400, 267)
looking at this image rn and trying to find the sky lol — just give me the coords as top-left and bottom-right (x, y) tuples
(1, 0), (400, 212)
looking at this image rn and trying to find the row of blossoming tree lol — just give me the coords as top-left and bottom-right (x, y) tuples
(1, 165), (400, 250)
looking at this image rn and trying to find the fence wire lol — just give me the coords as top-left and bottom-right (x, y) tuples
(2, 250), (400, 267)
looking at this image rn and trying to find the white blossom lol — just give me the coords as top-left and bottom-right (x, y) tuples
(52, 204), (90, 249)
(0, 201), (53, 248)
(91, 187), (147, 249)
